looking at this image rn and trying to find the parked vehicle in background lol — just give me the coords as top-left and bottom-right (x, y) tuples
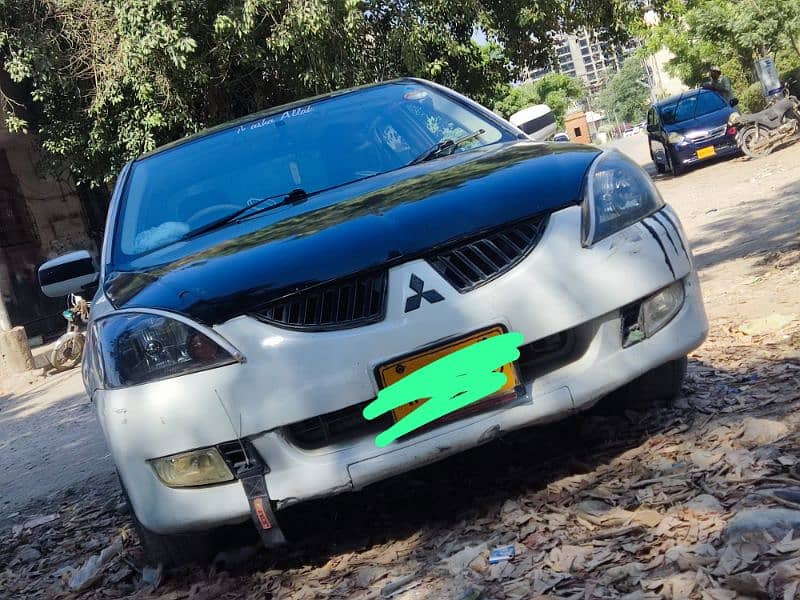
(728, 85), (800, 158)
(552, 132), (570, 142)
(38, 250), (98, 371)
(623, 128), (636, 138)
(509, 104), (557, 141)
(37, 78), (707, 567)
(646, 88), (739, 175)
(50, 293), (91, 370)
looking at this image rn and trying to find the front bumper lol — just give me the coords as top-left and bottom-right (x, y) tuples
(674, 134), (739, 166)
(96, 205), (707, 534)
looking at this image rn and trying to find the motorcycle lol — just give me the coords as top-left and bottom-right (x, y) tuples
(51, 293), (90, 371)
(728, 83), (800, 158)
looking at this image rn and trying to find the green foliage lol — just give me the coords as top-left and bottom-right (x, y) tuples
(0, 0), (650, 187)
(493, 73), (585, 127)
(641, 0), (800, 94)
(596, 57), (650, 124)
(739, 82), (767, 113)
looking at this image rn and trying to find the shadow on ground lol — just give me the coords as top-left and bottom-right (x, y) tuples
(688, 177), (800, 271)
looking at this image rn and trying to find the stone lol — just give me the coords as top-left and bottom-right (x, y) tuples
(725, 509), (800, 542)
(16, 545), (41, 563)
(684, 494), (724, 514)
(739, 418), (788, 445)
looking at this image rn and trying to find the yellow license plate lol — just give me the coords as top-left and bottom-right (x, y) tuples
(697, 146), (716, 159)
(377, 326), (521, 423)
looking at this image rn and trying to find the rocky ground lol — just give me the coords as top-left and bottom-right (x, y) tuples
(2, 139), (800, 599)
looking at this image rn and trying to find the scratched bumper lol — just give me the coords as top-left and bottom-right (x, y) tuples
(95, 204), (707, 534)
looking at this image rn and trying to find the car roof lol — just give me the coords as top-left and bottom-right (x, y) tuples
(135, 78), (420, 162)
(653, 88), (709, 109)
(509, 104), (553, 124)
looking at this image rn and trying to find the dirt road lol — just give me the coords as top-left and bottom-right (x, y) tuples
(613, 133), (800, 323)
(2, 140), (800, 599)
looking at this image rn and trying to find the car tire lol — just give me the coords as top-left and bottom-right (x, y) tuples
(667, 150), (684, 176)
(118, 476), (220, 567)
(655, 158), (667, 174)
(598, 356), (688, 413)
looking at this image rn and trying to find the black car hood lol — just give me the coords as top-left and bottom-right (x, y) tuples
(105, 141), (600, 324)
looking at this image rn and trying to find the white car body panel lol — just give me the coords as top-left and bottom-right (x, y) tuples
(95, 203), (708, 534)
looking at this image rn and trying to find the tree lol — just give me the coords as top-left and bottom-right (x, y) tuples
(494, 73), (585, 126)
(0, 0), (652, 187)
(596, 57), (651, 124)
(639, 0), (800, 93)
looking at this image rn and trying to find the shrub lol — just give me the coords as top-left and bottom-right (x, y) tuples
(738, 82), (767, 113)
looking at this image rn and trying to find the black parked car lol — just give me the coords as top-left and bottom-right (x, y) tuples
(647, 88), (739, 175)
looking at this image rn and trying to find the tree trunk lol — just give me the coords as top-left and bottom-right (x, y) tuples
(0, 326), (35, 376)
(791, 37), (800, 59)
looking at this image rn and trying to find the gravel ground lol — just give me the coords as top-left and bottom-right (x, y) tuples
(2, 138), (800, 599)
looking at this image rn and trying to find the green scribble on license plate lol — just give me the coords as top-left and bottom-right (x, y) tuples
(363, 332), (524, 448)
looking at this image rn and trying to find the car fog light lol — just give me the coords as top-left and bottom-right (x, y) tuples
(642, 281), (685, 337)
(150, 448), (234, 488)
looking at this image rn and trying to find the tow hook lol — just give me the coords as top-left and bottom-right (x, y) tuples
(237, 464), (287, 548)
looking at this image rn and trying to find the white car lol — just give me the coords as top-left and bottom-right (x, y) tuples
(39, 79), (707, 565)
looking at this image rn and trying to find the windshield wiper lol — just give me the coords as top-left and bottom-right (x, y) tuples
(407, 128), (486, 166)
(179, 188), (309, 242)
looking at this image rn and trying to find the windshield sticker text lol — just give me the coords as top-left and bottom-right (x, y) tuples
(236, 106), (313, 134)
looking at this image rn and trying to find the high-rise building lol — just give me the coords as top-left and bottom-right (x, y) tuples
(523, 29), (638, 91)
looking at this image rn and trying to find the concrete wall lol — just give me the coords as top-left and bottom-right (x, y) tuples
(0, 117), (96, 336)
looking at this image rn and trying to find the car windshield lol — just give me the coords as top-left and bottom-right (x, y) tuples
(111, 82), (507, 265)
(660, 91), (726, 125)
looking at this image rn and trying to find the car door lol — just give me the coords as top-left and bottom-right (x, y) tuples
(647, 107), (668, 164)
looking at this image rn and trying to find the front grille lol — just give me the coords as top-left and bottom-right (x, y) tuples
(285, 401), (393, 450)
(691, 125), (727, 146)
(254, 271), (387, 330)
(288, 327), (585, 451)
(427, 216), (548, 293)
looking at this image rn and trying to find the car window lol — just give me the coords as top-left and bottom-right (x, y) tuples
(660, 95), (703, 125)
(695, 91), (727, 116)
(659, 103), (677, 124)
(113, 83), (508, 263)
(673, 96), (698, 122)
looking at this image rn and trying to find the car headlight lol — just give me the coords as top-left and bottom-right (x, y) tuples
(728, 112), (741, 125)
(94, 311), (242, 388)
(667, 132), (685, 144)
(582, 150), (665, 246)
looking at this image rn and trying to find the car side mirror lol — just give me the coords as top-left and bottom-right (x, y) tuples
(38, 250), (99, 298)
(730, 97), (739, 107)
